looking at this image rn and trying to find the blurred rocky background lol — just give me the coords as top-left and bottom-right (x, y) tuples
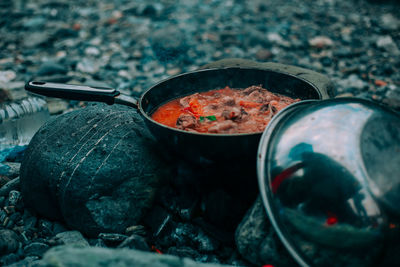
(0, 0), (399, 110)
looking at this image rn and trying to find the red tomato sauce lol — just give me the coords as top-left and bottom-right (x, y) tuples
(151, 85), (299, 134)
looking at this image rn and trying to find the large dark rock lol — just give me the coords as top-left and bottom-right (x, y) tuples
(36, 245), (234, 267)
(20, 103), (170, 237)
(235, 197), (295, 266)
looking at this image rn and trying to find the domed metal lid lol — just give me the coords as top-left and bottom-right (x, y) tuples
(257, 98), (400, 266)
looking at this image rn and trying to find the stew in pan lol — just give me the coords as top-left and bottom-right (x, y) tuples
(151, 85), (299, 134)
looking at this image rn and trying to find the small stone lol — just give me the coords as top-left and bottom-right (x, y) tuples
(53, 28), (79, 39)
(118, 70), (132, 79)
(1, 82), (27, 101)
(56, 51), (67, 59)
(76, 58), (100, 74)
(6, 256), (39, 267)
(22, 17), (46, 29)
(98, 233), (128, 246)
(267, 33), (289, 47)
(171, 223), (219, 253)
(125, 225), (146, 236)
(4, 206), (16, 215)
(0, 70), (16, 83)
(334, 47), (354, 58)
(255, 49), (272, 61)
(85, 47), (100, 56)
(0, 178), (20, 197)
(384, 88), (400, 110)
(23, 242), (49, 257)
(309, 36), (334, 48)
(166, 68), (181, 76)
(36, 62), (68, 76)
(23, 216), (37, 231)
(376, 36), (400, 55)
(8, 190), (21, 207)
(137, 4), (159, 17)
(337, 74), (367, 91)
(380, 13), (400, 31)
(0, 229), (20, 255)
(38, 219), (53, 236)
(375, 80), (388, 87)
(109, 60), (128, 70)
(23, 32), (50, 48)
(46, 99), (69, 115)
(55, 231), (89, 247)
(320, 56), (333, 67)
(117, 234), (149, 251)
(132, 50), (142, 59)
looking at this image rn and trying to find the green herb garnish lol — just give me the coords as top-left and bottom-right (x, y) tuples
(199, 115), (217, 122)
(206, 115), (217, 121)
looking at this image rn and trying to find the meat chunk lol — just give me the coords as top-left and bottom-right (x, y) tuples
(176, 114), (198, 130)
(179, 93), (199, 108)
(221, 107), (241, 120)
(208, 120), (237, 133)
(247, 90), (264, 102)
(222, 96), (235, 106)
(241, 85), (263, 95)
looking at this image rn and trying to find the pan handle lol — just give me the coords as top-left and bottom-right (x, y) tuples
(25, 81), (139, 108)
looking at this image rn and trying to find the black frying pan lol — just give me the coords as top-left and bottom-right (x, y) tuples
(25, 67), (325, 164)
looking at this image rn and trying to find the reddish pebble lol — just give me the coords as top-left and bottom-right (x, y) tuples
(72, 23), (81, 30)
(374, 80), (388, 86)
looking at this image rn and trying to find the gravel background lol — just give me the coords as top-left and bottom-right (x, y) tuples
(1, 0), (400, 109)
(0, 0), (400, 266)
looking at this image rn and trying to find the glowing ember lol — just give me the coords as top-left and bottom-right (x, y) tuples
(326, 215), (338, 225)
(151, 245), (163, 254)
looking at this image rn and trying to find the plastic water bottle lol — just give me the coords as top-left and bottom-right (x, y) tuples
(0, 97), (50, 151)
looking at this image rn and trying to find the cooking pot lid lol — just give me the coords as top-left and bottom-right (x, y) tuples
(257, 97), (400, 266)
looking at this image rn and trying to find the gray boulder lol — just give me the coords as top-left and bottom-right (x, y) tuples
(20, 103), (171, 237)
(36, 245), (234, 267)
(55, 231), (89, 247)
